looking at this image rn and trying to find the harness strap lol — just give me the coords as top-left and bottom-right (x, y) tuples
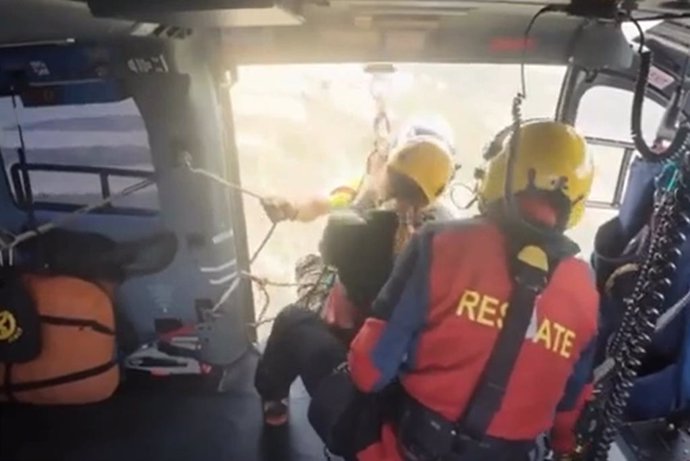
(40, 315), (115, 336)
(0, 360), (116, 394)
(458, 241), (572, 441)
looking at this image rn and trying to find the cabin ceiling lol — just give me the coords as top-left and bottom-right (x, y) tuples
(1, 0), (690, 64)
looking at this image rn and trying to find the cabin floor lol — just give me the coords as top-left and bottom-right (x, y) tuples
(0, 349), (334, 461)
(0, 348), (688, 461)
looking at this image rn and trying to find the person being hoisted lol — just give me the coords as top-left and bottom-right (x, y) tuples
(256, 116), (458, 425)
(260, 115), (458, 319)
(254, 120), (599, 461)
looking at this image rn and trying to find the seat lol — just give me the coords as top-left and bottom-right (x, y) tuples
(591, 156), (690, 422)
(21, 229), (178, 283)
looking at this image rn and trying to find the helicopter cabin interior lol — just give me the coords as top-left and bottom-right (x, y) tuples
(2, 0), (690, 460)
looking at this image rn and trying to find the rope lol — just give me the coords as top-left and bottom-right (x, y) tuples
(184, 155), (265, 200)
(0, 177), (156, 252)
(185, 159), (319, 319)
(241, 271), (309, 288)
(450, 182), (478, 210)
(250, 222), (277, 265)
(244, 265), (332, 327)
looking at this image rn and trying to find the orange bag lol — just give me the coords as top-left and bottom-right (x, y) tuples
(0, 274), (119, 405)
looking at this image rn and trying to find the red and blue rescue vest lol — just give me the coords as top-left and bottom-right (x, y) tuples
(348, 217), (599, 460)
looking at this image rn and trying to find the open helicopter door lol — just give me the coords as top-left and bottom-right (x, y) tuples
(554, 20), (690, 461)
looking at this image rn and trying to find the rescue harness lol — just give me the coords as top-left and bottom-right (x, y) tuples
(396, 226), (578, 461)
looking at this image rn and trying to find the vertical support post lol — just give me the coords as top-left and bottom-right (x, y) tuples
(554, 63), (586, 124)
(217, 68), (258, 343)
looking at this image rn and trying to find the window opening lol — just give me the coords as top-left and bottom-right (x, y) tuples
(585, 137), (635, 209)
(573, 85), (667, 256)
(0, 96), (159, 213)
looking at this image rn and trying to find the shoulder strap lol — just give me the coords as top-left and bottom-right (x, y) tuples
(458, 238), (577, 440)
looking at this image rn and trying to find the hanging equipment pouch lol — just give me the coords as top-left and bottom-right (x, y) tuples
(0, 270), (41, 364)
(398, 239), (575, 460)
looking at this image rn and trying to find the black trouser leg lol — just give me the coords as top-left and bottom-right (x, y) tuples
(255, 305), (382, 460)
(254, 304), (348, 401)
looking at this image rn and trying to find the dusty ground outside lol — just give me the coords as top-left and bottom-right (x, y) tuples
(230, 63), (653, 339)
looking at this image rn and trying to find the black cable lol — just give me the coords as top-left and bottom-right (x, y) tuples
(519, 5), (558, 98)
(631, 50), (689, 162)
(627, 11), (690, 163)
(500, 6), (565, 240)
(628, 13), (645, 54)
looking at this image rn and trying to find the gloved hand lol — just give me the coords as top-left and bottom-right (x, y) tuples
(261, 196), (298, 223)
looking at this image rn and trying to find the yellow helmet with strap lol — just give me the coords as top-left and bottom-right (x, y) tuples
(477, 120), (594, 230)
(386, 116), (457, 204)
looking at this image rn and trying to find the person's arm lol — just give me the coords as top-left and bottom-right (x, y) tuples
(348, 230), (432, 392)
(293, 178), (367, 222)
(550, 336), (597, 456)
(261, 180), (362, 223)
(292, 197), (333, 222)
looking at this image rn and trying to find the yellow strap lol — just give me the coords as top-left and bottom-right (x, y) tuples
(517, 245), (549, 272)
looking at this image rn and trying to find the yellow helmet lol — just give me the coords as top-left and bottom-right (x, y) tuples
(477, 120), (594, 229)
(386, 117), (456, 203)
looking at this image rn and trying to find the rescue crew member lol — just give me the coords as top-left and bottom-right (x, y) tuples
(254, 120), (599, 461)
(258, 117), (457, 425)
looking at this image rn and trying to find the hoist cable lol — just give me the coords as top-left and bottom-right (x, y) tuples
(367, 66), (394, 168)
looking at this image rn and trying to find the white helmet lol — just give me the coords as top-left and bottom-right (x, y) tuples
(391, 114), (457, 159)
